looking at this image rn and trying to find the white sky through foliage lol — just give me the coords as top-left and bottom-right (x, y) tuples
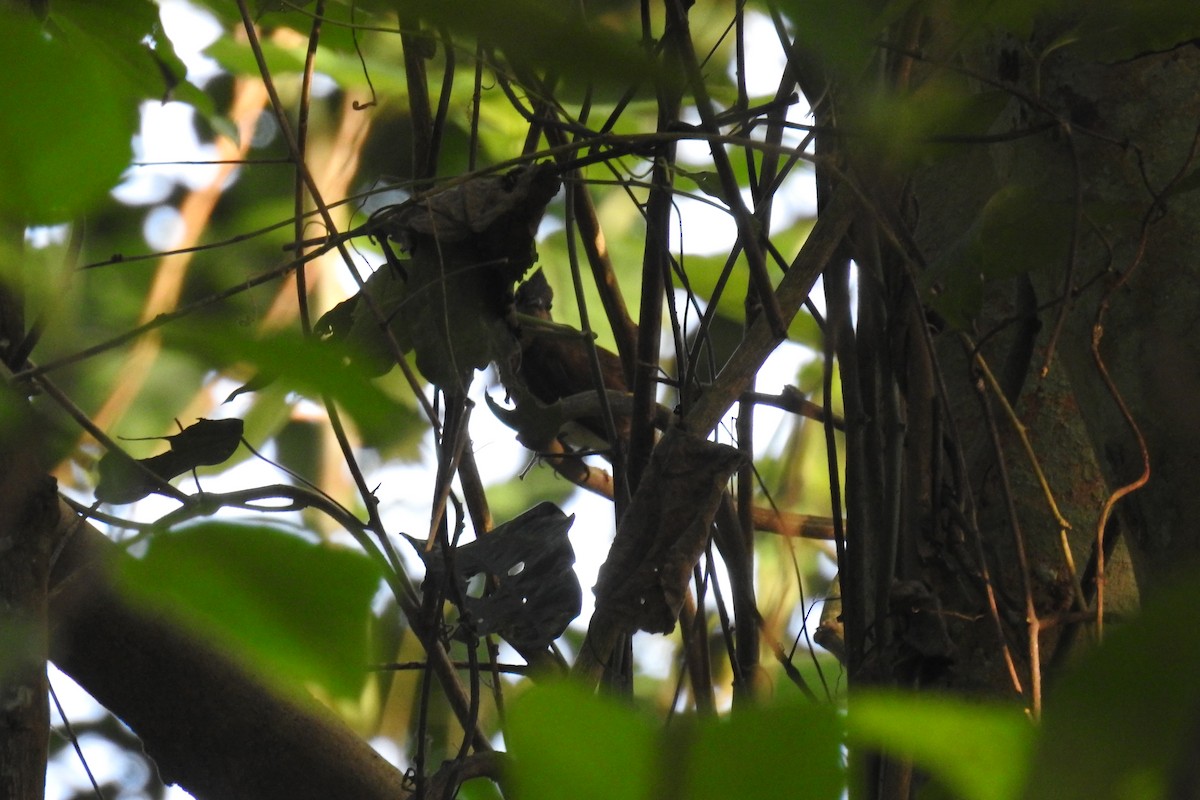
(46, 4), (826, 796)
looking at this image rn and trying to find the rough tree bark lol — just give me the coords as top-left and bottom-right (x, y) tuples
(810, 7), (1199, 799)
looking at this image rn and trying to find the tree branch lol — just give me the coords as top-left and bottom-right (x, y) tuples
(48, 505), (408, 800)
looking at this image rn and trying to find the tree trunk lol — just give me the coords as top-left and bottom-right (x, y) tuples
(0, 390), (60, 800)
(808, 9), (1200, 798)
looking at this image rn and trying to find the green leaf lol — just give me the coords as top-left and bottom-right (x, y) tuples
(117, 523), (383, 700)
(1024, 572), (1200, 800)
(921, 179), (1077, 328)
(1069, 1), (1200, 63)
(775, 0), (885, 84)
(482, 458), (578, 522)
(507, 682), (658, 800)
(682, 216), (821, 348)
(507, 684), (843, 800)
(847, 692), (1034, 800)
(970, 183), (1074, 279)
(50, 0), (181, 101)
(922, 262), (983, 331)
(685, 702), (843, 800)
(0, 10), (137, 222)
(676, 167), (735, 205)
(166, 324), (422, 449)
(854, 78), (1010, 168)
(458, 778), (504, 800)
(205, 36), (411, 97)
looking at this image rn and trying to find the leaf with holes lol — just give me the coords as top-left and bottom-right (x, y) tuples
(419, 502), (580, 652)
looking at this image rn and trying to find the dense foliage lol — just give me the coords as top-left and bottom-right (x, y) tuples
(3, 1), (1200, 798)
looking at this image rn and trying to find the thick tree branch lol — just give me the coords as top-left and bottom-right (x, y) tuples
(47, 505), (408, 800)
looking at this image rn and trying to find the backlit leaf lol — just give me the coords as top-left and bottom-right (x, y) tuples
(117, 522), (383, 700)
(167, 324), (421, 449)
(1025, 573), (1200, 799)
(0, 10), (136, 222)
(848, 692), (1033, 800)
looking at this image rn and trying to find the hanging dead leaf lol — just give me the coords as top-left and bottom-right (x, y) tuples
(417, 502), (580, 652)
(591, 429), (747, 634)
(378, 162), (562, 284)
(316, 164), (562, 391)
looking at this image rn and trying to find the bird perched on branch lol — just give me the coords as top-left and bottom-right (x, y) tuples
(507, 269), (631, 455)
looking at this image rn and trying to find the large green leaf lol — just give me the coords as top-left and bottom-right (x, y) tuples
(0, 10), (138, 222)
(51, 0), (184, 102)
(117, 522), (384, 700)
(684, 701), (843, 800)
(166, 324), (423, 449)
(507, 682), (658, 800)
(1024, 573), (1200, 799)
(507, 683), (843, 800)
(847, 692), (1033, 800)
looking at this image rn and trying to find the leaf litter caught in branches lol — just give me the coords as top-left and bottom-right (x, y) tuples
(412, 501), (581, 653)
(316, 162), (562, 391)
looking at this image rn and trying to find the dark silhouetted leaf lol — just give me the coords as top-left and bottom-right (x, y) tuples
(163, 417), (245, 466)
(593, 429), (746, 634)
(376, 164), (562, 271)
(95, 418), (245, 504)
(363, 164), (561, 390)
(315, 262), (414, 378)
(420, 502), (580, 652)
